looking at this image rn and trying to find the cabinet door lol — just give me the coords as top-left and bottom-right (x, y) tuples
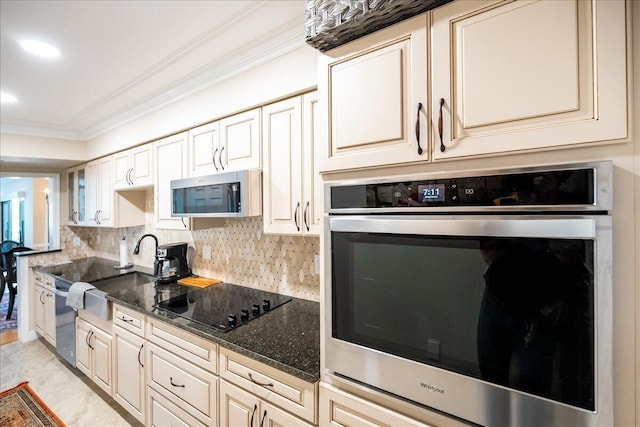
(130, 143), (153, 187)
(219, 380), (261, 427)
(43, 290), (56, 345)
(90, 325), (113, 395)
(113, 326), (145, 424)
(75, 318), (92, 377)
(302, 91), (321, 236)
(97, 156), (113, 226)
(262, 97), (303, 235)
(263, 401), (313, 427)
(147, 386), (206, 427)
(154, 132), (190, 230)
(220, 108), (261, 172)
(318, 14), (428, 172)
(188, 121), (221, 176)
(431, 0), (629, 159)
(67, 165), (87, 225)
(34, 285), (45, 336)
(113, 150), (132, 190)
(85, 161), (99, 226)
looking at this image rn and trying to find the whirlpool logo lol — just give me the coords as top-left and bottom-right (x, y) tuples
(420, 382), (445, 394)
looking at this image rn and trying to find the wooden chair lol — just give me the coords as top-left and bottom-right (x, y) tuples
(3, 246), (32, 320)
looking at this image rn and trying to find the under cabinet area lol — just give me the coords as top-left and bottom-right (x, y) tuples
(318, 14), (429, 172)
(430, 0), (629, 159)
(262, 91), (321, 236)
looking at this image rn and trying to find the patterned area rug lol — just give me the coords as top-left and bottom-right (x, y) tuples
(0, 382), (66, 426)
(0, 290), (18, 331)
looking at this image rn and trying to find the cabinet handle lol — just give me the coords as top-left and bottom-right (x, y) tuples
(438, 98), (446, 153)
(119, 316), (133, 323)
(213, 147), (219, 171)
(219, 146), (225, 171)
(248, 372), (274, 387)
(137, 343), (144, 368)
(128, 168), (134, 185)
(415, 102), (423, 155)
(250, 404), (257, 427)
(87, 330), (94, 350)
(293, 202), (300, 232)
(169, 377), (185, 388)
(260, 410), (267, 427)
(303, 201), (310, 232)
(40, 291), (45, 304)
(181, 217), (187, 228)
(72, 211), (78, 224)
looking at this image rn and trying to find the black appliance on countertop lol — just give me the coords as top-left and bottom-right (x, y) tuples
(156, 242), (191, 283)
(154, 282), (291, 332)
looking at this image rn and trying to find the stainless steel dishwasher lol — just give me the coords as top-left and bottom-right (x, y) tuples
(53, 278), (76, 367)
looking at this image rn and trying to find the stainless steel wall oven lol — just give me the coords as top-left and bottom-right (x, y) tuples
(324, 161), (613, 427)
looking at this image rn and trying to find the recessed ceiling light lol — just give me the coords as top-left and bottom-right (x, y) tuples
(19, 39), (61, 58)
(0, 92), (18, 103)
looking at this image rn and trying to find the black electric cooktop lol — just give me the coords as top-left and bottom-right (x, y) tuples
(154, 282), (292, 333)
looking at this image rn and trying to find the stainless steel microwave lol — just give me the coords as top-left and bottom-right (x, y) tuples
(171, 169), (261, 217)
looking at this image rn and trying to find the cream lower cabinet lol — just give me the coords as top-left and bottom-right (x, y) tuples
(319, 383), (432, 427)
(145, 317), (219, 426)
(220, 379), (312, 427)
(33, 273), (55, 346)
(113, 325), (146, 424)
(431, 0), (629, 159)
(318, 14), (429, 172)
(76, 317), (113, 395)
(219, 347), (317, 426)
(262, 91), (321, 236)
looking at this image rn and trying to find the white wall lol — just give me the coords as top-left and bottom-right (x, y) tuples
(0, 134), (86, 163)
(86, 44), (318, 158)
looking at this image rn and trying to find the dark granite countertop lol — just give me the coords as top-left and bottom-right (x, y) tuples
(38, 257), (320, 383)
(14, 248), (62, 257)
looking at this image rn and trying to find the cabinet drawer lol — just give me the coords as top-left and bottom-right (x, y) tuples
(147, 342), (217, 425)
(146, 317), (217, 374)
(113, 304), (145, 336)
(147, 386), (207, 427)
(320, 383), (432, 427)
(219, 347), (317, 424)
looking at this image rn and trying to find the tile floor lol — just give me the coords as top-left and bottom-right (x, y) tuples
(0, 338), (142, 426)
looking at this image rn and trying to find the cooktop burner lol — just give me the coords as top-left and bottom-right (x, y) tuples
(153, 282), (292, 332)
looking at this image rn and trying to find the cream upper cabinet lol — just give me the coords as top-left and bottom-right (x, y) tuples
(219, 108), (261, 172)
(431, 0), (629, 159)
(154, 132), (190, 230)
(263, 92), (321, 236)
(113, 143), (153, 190)
(67, 164), (86, 225)
(188, 121), (221, 177)
(318, 14), (428, 172)
(85, 156), (114, 227)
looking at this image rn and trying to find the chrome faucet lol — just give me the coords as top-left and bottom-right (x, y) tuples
(133, 233), (161, 276)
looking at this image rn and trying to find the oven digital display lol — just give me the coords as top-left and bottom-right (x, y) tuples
(418, 184), (445, 202)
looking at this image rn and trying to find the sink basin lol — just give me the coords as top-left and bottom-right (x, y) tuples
(84, 271), (155, 320)
(93, 271), (156, 293)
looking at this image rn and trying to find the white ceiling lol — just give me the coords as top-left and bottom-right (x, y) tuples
(0, 0), (306, 147)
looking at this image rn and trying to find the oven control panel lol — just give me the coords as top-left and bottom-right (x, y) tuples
(330, 167), (597, 210)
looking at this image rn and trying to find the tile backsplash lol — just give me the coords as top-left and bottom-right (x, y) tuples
(33, 191), (320, 302)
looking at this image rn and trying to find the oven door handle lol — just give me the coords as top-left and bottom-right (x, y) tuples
(53, 288), (69, 298)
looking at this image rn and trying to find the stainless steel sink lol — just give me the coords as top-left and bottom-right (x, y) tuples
(84, 271), (155, 320)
